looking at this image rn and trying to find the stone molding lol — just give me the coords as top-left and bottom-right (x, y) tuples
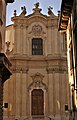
(11, 66), (29, 73)
(31, 72), (44, 81)
(46, 66), (67, 74)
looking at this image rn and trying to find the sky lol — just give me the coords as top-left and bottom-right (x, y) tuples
(6, 0), (62, 26)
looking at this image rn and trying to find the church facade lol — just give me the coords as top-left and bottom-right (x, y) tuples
(4, 3), (69, 120)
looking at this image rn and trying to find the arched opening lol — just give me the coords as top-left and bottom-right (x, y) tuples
(31, 89), (44, 115)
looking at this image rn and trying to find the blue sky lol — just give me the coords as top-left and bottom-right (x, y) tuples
(6, 0), (62, 25)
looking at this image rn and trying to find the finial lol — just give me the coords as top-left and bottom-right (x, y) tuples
(58, 11), (60, 17)
(14, 10), (17, 16)
(20, 6), (27, 16)
(48, 6), (53, 10)
(48, 6), (54, 16)
(34, 2), (39, 8)
(33, 2), (42, 13)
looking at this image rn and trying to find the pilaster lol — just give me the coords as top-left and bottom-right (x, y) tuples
(47, 25), (52, 55)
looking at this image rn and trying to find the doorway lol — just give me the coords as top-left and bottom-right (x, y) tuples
(31, 89), (44, 115)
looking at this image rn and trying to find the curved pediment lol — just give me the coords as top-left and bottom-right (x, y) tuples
(26, 14), (47, 28)
(12, 2), (57, 26)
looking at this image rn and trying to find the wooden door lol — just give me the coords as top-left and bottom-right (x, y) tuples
(31, 89), (44, 115)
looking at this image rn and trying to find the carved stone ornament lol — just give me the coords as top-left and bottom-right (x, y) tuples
(20, 6), (27, 16)
(6, 41), (10, 55)
(48, 6), (54, 16)
(11, 66), (29, 73)
(46, 66), (67, 74)
(28, 72), (48, 91)
(32, 24), (42, 35)
(31, 72), (44, 81)
(33, 2), (42, 13)
(34, 2), (39, 8)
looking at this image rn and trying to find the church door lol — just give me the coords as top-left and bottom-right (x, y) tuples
(31, 89), (44, 115)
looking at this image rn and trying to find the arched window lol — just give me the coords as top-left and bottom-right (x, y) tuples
(31, 89), (44, 115)
(32, 38), (43, 55)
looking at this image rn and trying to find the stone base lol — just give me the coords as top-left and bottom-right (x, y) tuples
(3, 115), (70, 120)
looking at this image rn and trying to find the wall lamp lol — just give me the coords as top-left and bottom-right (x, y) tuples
(0, 103), (8, 109)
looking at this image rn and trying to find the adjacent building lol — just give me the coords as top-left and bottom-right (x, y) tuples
(0, 0), (14, 120)
(59, 0), (77, 119)
(4, 3), (69, 120)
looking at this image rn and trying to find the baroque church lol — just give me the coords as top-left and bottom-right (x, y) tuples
(4, 2), (69, 120)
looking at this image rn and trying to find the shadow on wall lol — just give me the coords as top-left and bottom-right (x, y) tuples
(0, 32), (2, 52)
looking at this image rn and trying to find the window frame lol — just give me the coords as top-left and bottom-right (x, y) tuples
(32, 38), (43, 55)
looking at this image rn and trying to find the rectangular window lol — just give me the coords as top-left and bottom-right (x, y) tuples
(32, 38), (43, 55)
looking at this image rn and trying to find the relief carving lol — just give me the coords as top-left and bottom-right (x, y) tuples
(28, 24), (47, 37)
(32, 24), (42, 35)
(11, 66), (29, 73)
(46, 66), (67, 74)
(28, 72), (48, 91)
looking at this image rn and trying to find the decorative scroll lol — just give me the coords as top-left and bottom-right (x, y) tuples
(28, 72), (48, 91)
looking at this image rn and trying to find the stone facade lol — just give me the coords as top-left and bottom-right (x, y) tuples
(4, 3), (69, 120)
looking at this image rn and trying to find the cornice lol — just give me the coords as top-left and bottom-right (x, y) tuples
(9, 55), (31, 61)
(11, 66), (29, 73)
(9, 55), (67, 62)
(45, 55), (67, 61)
